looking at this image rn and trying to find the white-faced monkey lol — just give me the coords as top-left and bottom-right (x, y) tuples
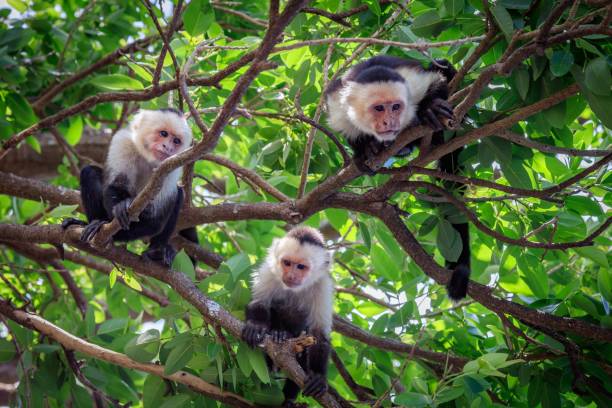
(242, 226), (334, 405)
(62, 108), (198, 266)
(325, 55), (470, 300)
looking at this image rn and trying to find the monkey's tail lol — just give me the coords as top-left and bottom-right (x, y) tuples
(438, 144), (471, 301)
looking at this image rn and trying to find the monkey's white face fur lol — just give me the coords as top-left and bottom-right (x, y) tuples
(267, 236), (331, 292)
(327, 80), (415, 142)
(130, 110), (193, 165)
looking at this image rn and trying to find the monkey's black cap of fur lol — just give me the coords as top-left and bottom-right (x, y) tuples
(158, 107), (184, 116)
(354, 66), (405, 84)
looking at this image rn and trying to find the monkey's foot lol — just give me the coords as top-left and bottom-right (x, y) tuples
(61, 218), (87, 230)
(142, 244), (177, 267)
(80, 220), (107, 242)
(242, 323), (268, 348)
(112, 199), (133, 230)
(270, 329), (292, 343)
(303, 373), (327, 398)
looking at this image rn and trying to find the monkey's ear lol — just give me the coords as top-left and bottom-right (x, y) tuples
(130, 111), (144, 131)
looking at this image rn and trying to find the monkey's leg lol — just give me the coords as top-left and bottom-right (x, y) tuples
(281, 381), (303, 407)
(142, 188), (184, 266)
(62, 166), (111, 239)
(302, 336), (330, 398)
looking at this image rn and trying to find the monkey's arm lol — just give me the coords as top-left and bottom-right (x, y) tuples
(347, 136), (384, 175)
(303, 332), (330, 398)
(242, 301), (271, 348)
(103, 176), (165, 240)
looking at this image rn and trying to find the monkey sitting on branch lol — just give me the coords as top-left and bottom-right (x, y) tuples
(62, 108), (198, 266)
(242, 226), (334, 406)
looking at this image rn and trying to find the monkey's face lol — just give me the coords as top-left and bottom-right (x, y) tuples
(131, 110), (193, 165)
(279, 256), (310, 288)
(272, 237), (330, 291)
(344, 81), (410, 142)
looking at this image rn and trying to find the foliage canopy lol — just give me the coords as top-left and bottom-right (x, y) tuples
(0, 0), (610, 407)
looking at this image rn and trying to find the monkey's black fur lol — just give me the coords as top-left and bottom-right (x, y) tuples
(243, 298), (330, 404)
(327, 55), (470, 300)
(63, 165), (198, 266)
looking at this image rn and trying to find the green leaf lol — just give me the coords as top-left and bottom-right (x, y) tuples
(325, 208), (349, 232)
(90, 74), (144, 90)
(412, 11), (443, 37)
(65, 116), (83, 146)
(436, 219), (462, 263)
(499, 159), (533, 189)
(585, 57), (612, 96)
(123, 271), (142, 292)
(518, 255), (548, 298)
(252, 385), (284, 406)
(127, 62), (153, 83)
(575, 247), (608, 268)
(549, 50), (574, 77)
(514, 67), (530, 100)
(418, 215), (438, 236)
(499, 0), (532, 9)
(85, 306), (96, 338)
(565, 196), (603, 217)
(246, 347), (270, 383)
(97, 318), (127, 335)
(45, 204), (79, 220)
(598, 268), (612, 303)
(572, 66), (612, 128)
(109, 268), (118, 288)
(172, 250), (195, 281)
(25, 136), (41, 154)
(143, 375), (166, 408)
(183, 0), (215, 36)
(159, 394), (191, 408)
(491, 4), (514, 39)
(0, 339), (16, 362)
(124, 329), (160, 363)
(395, 392), (431, 407)
(371, 244), (400, 281)
(6, 93), (37, 126)
(221, 253), (251, 281)
(7, 0), (27, 12)
(236, 344), (253, 377)
(445, 0), (465, 17)
(164, 339), (194, 375)
(364, 0), (381, 16)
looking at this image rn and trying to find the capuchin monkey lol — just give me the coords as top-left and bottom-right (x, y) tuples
(325, 55), (470, 301)
(62, 108), (198, 266)
(242, 226), (334, 406)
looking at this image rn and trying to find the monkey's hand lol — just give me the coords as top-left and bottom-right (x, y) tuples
(143, 243), (177, 267)
(242, 322), (268, 348)
(112, 199), (133, 230)
(270, 329), (292, 343)
(418, 97), (455, 131)
(80, 220), (107, 243)
(303, 373), (328, 398)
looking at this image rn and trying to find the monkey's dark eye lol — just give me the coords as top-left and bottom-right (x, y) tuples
(160, 130), (168, 137)
(173, 137), (181, 145)
(297, 264), (305, 270)
(392, 104), (401, 111)
(374, 105), (384, 112)
(283, 260), (291, 267)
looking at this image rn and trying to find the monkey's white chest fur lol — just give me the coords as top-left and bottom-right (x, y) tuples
(106, 129), (181, 214)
